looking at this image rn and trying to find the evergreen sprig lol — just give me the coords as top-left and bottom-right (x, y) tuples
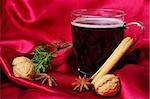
(31, 41), (71, 73)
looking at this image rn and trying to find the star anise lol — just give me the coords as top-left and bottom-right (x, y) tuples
(34, 73), (57, 86)
(72, 75), (92, 92)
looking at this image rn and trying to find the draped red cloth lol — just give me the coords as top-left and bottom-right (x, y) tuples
(0, 0), (149, 99)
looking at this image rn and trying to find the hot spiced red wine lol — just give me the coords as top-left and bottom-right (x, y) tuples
(71, 17), (124, 76)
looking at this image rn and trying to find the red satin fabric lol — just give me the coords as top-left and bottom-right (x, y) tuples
(0, 0), (149, 99)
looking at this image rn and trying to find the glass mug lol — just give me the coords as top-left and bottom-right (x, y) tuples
(71, 9), (144, 76)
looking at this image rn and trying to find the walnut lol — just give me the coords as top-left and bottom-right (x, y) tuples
(94, 74), (120, 97)
(12, 56), (35, 80)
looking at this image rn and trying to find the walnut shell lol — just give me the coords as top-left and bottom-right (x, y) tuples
(94, 74), (120, 97)
(12, 56), (35, 80)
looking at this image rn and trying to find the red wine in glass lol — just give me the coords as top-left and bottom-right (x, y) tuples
(71, 17), (124, 76)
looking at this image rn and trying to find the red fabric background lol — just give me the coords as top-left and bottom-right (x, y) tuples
(0, 0), (149, 99)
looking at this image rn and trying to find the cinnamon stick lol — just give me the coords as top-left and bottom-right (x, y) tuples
(91, 37), (133, 84)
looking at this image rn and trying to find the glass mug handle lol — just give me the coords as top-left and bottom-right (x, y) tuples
(124, 22), (144, 54)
